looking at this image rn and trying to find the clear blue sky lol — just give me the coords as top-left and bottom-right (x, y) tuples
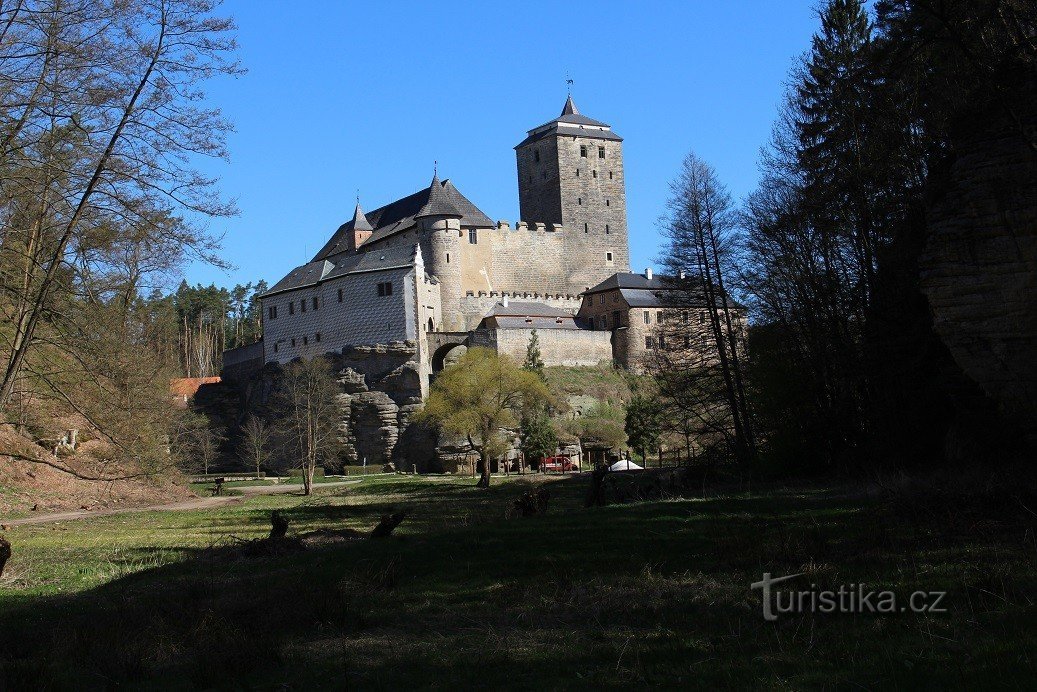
(185, 0), (820, 289)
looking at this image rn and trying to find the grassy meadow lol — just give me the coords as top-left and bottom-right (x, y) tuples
(1, 473), (1036, 689)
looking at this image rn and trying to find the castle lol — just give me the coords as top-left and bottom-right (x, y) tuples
(215, 96), (734, 468)
(235, 97), (722, 392)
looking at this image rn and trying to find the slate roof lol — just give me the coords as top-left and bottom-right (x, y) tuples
(584, 272), (675, 294)
(516, 96), (622, 148)
(583, 272), (743, 309)
(311, 178), (493, 261)
(415, 174), (463, 218)
(261, 245), (415, 298)
(483, 301), (573, 318)
(351, 202), (373, 232)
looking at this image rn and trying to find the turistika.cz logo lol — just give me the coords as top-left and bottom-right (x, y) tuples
(751, 572), (948, 621)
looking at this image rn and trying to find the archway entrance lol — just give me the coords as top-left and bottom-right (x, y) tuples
(431, 342), (467, 374)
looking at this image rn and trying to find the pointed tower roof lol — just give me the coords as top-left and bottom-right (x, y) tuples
(415, 173), (463, 219)
(351, 201), (373, 232)
(516, 95), (621, 148)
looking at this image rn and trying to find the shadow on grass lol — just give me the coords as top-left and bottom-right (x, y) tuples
(2, 475), (1036, 689)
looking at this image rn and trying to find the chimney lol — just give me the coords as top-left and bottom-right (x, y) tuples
(645, 267), (653, 280)
(502, 296), (509, 308)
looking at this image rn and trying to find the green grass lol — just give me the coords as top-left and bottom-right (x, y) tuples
(1, 474), (1036, 689)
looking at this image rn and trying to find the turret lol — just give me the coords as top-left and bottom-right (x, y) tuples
(349, 201), (373, 250)
(416, 173), (464, 330)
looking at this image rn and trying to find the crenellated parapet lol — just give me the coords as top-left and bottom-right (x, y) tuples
(494, 220), (564, 233)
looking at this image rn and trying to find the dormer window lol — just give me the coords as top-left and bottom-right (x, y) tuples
(377, 282), (393, 297)
(300, 299), (306, 313)
(288, 302), (294, 316)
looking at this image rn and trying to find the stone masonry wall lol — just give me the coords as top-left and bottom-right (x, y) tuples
(472, 327), (612, 367)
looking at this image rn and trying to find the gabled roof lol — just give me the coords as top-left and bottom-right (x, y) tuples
(261, 245), (416, 298)
(483, 301), (573, 318)
(585, 272), (675, 293)
(516, 96), (622, 148)
(584, 272), (744, 309)
(311, 178), (493, 261)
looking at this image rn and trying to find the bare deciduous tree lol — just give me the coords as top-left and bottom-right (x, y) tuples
(0, 0), (241, 424)
(275, 357), (341, 495)
(238, 414), (270, 477)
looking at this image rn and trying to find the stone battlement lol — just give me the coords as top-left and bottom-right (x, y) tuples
(494, 220), (564, 233)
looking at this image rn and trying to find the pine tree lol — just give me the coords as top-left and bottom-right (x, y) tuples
(523, 329), (545, 381)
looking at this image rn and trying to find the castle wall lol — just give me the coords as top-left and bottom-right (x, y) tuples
(471, 327), (613, 367)
(459, 291), (582, 331)
(262, 265), (417, 364)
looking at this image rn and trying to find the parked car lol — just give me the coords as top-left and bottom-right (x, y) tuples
(540, 455), (577, 473)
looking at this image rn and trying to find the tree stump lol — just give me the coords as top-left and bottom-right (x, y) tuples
(0, 536), (11, 578)
(371, 509), (409, 538)
(269, 511), (288, 539)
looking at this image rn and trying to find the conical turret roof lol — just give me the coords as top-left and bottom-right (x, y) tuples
(415, 173), (463, 218)
(560, 94), (579, 116)
(351, 201), (373, 232)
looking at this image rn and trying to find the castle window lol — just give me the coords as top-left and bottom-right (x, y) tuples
(534, 149), (540, 163)
(576, 169), (580, 177)
(609, 171), (613, 179)
(312, 296), (318, 311)
(578, 197), (582, 205)
(659, 334), (666, 349)
(302, 335), (308, 346)
(315, 332), (321, 343)
(468, 228), (478, 244)
(613, 310), (620, 326)
(644, 311), (651, 325)
(605, 252), (614, 265)
(602, 314), (609, 328)
(584, 223), (588, 233)
(580, 145), (587, 157)
(377, 282), (393, 297)
(268, 305), (277, 319)
(699, 311), (706, 324)
(288, 302), (294, 316)
(599, 294), (605, 305)
(428, 317), (434, 331)
(592, 170), (597, 178)
(606, 199), (610, 206)
(338, 288), (343, 302)
(446, 253), (450, 264)
(598, 146), (605, 158)
(300, 299), (306, 313)
(606, 224), (610, 234)
(645, 336), (655, 349)
(682, 311), (689, 323)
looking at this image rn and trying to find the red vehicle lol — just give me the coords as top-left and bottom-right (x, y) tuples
(540, 455), (577, 473)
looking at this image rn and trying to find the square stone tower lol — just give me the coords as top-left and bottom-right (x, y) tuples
(515, 96), (631, 294)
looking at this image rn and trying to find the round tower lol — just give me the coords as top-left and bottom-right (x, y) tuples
(416, 174), (464, 331)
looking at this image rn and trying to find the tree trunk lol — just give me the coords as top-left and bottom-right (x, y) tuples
(0, 536), (10, 577)
(476, 452), (491, 488)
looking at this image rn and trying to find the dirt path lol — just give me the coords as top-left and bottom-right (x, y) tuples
(0, 480), (363, 527)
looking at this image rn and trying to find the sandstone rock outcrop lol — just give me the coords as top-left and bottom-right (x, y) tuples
(921, 93), (1037, 445)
